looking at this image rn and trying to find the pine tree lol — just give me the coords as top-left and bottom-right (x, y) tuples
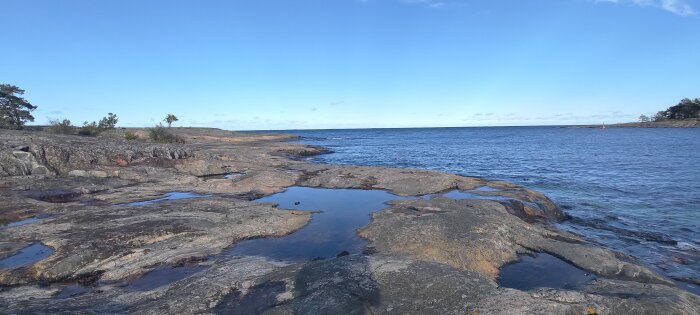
(0, 84), (37, 129)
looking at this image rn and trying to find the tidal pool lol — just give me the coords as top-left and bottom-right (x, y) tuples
(497, 253), (596, 290)
(4, 214), (53, 227)
(0, 243), (54, 270)
(223, 187), (406, 261)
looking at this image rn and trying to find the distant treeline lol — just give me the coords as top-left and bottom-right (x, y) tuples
(640, 98), (700, 122)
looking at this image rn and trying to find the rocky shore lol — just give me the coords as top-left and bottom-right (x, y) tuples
(0, 128), (698, 314)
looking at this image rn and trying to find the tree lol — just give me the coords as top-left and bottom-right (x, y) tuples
(652, 111), (666, 122)
(98, 112), (118, 129)
(0, 84), (37, 129)
(164, 114), (179, 128)
(638, 114), (650, 123)
(664, 98), (700, 120)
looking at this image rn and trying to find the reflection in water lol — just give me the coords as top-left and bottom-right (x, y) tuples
(498, 253), (596, 290)
(0, 243), (54, 269)
(224, 187), (407, 261)
(292, 127), (700, 281)
(4, 214), (53, 227)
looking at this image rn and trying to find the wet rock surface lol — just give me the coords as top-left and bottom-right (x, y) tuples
(0, 128), (697, 314)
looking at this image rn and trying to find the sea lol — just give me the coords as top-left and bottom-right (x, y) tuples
(279, 126), (699, 285)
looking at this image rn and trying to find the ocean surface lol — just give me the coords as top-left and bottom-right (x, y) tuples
(280, 127), (699, 285)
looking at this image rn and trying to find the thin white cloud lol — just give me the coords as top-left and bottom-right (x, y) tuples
(402, 0), (450, 8)
(595, 0), (696, 16)
(362, 0), (697, 16)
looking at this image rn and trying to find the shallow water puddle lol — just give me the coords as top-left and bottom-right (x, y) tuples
(4, 214), (53, 227)
(126, 265), (207, 291)
(472, 185), (502, 192)
(200, 172), (244, 180)
(119, 192), (209, 206)
(498, 253), (596, 290)
(224, 187), (407, 261)
(0, 243), (54, 269)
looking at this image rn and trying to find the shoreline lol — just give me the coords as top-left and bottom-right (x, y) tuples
(0, 127), (697, 313)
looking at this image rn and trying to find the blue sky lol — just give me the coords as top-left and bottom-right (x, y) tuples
(3, 0), (699, 130)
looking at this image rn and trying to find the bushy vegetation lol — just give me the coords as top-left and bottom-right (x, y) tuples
(642, 98), (700, 122)
(78, 121), (101, 136)
(78, 113), (119, 136)
(48, 119), (74, 134)
(0, 84), (37, 130)
(124, 131), (139, 140)
(148, 124), (185, 143)
(98, 112), (118, 129)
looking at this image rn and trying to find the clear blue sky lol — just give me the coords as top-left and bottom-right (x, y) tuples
(3, 0), (699, 130)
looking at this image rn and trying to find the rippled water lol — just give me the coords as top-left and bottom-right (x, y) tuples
(281, 127), (700, 283)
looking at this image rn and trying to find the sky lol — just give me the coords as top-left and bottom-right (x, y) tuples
(2, 0), (699, 130)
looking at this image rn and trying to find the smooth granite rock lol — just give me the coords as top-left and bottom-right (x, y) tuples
(0, 127), (696, 314)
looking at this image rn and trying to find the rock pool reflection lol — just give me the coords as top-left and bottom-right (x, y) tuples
(0, 243), (54, 270)
(224, 187), (407, 261)
(498, 253), (596, 290)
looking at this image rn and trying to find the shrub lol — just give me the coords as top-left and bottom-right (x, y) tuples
(124, 131), (139, 140)
(148, 124), (185, 144)
(78, 121), (101, 136)
(76, 113), (120, 136)
(48, 119), (74, 134)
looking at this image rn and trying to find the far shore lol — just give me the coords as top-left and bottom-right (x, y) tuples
(572, 118), (700, 129)
(19, 118), (700, 134)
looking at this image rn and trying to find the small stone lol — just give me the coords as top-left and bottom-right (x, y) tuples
(88, 170), (108, 178)
(31, 166), (49, 175)
(114, 158), (128, 167)
(12, 151), (31, 160)
(69, 170), (89, 177)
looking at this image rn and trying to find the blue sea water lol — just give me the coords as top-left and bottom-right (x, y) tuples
(281, 127), (699, 283)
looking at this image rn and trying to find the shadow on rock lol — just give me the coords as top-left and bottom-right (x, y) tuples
(215, 256), (381, 315)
